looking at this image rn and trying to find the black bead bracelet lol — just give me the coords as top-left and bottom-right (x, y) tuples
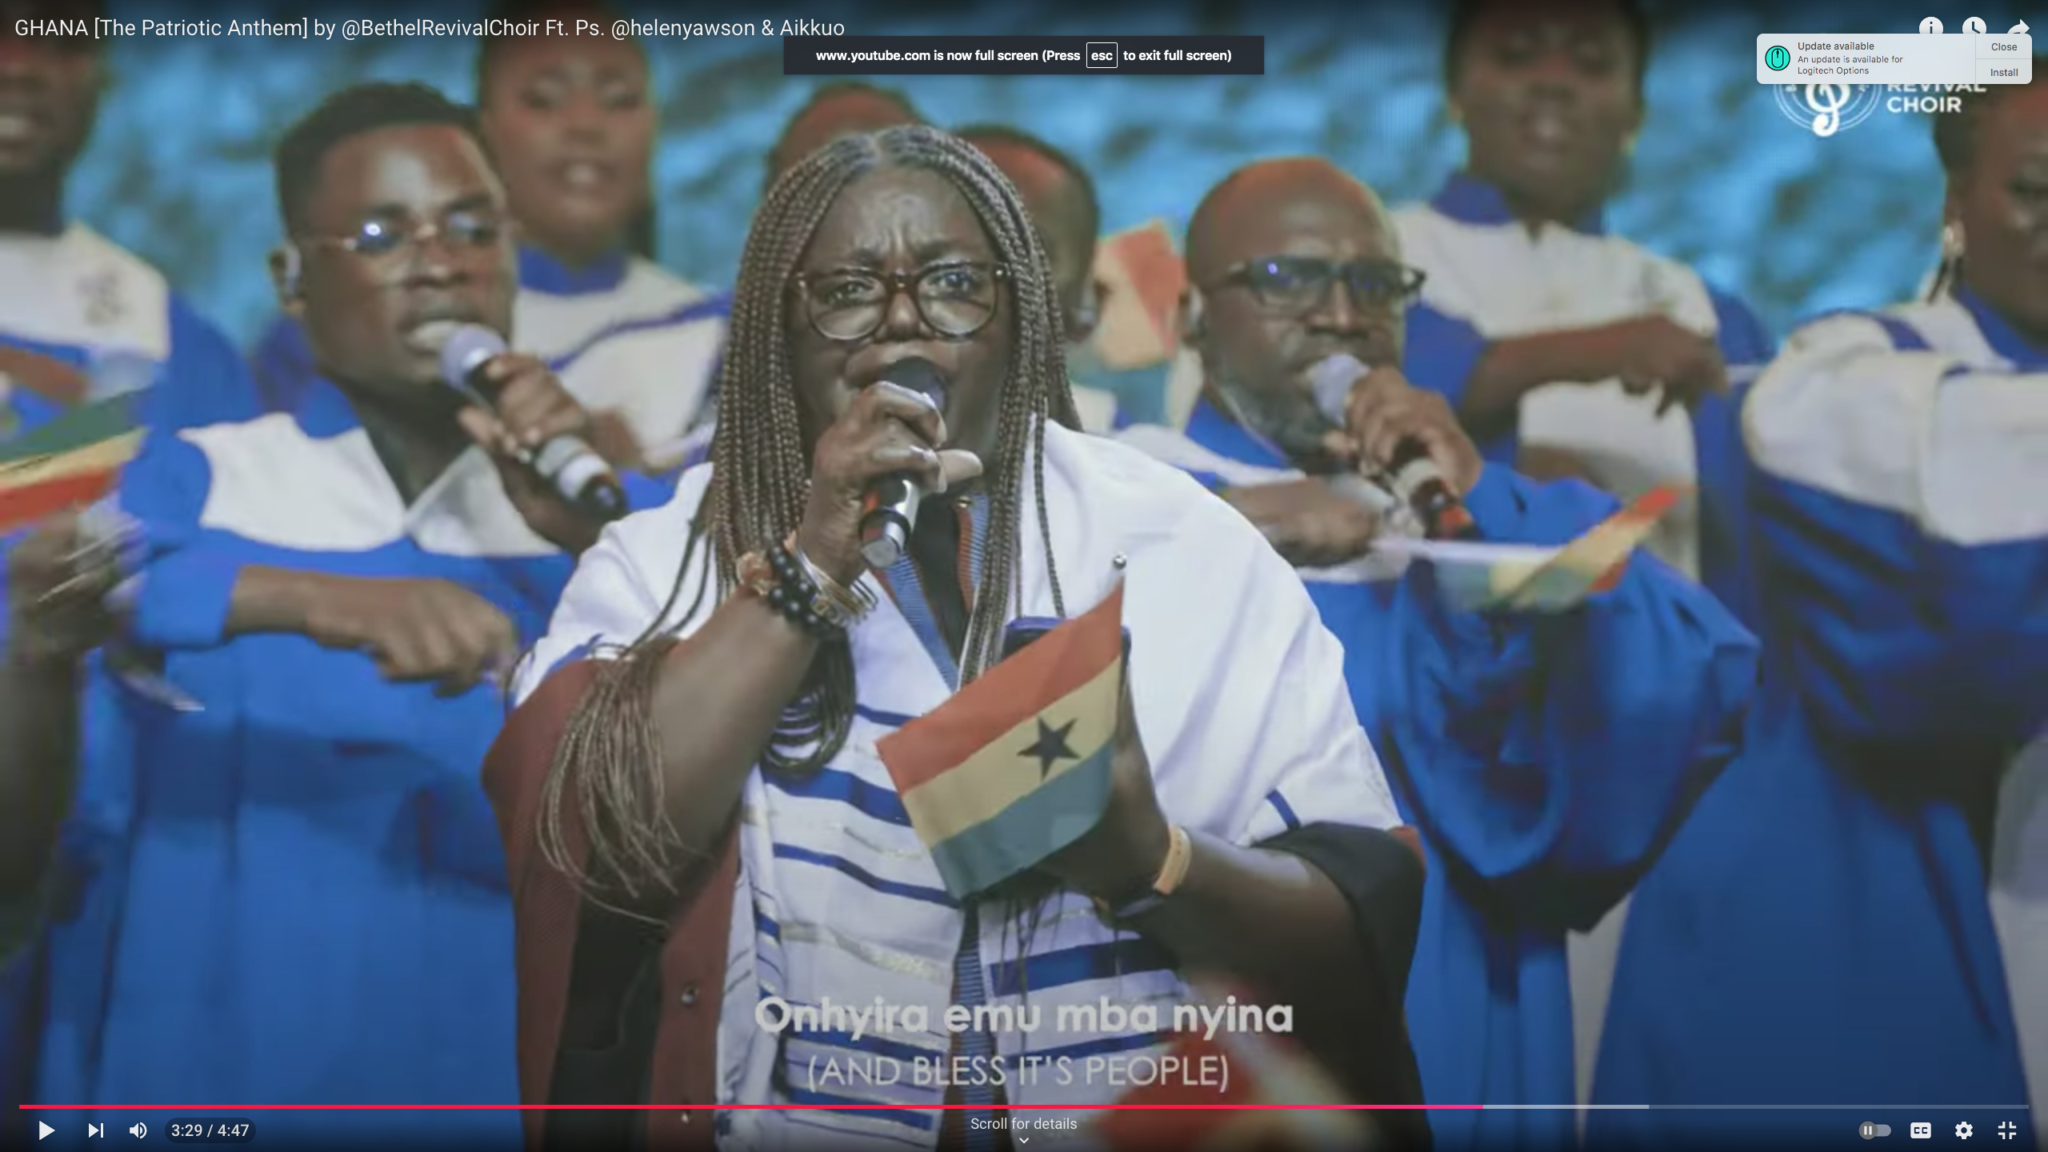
(765, 543), (843, 640)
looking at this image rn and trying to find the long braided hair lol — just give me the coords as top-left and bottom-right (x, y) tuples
(539, 126), (1082, 906)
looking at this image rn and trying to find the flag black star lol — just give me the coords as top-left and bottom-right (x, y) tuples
(1018, 717), (1079, 778)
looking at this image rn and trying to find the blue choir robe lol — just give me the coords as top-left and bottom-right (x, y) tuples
(32, 378), (669, 1144)
(252, 247), (728, 469)
(1589, 289), (2045, 1149)
(1116, 399), (1758, 1150)
(0, 224), (262, 1111)
(1393, 173), (1774, 632)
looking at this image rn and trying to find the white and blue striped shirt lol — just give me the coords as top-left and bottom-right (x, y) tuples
(518, 421), (1402, 1149)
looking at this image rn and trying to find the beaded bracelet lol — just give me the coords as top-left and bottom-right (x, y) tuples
(784, 533), (875, 625)
(762, 542), (845, 641)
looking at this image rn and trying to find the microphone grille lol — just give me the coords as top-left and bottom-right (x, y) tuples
(438, 324), (507, 389)
(1309, 354), (1369, 425)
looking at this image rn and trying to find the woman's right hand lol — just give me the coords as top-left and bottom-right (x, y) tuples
(793, 382), (984, 585)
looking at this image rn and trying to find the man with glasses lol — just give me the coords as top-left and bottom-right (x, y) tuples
(1116, 157), (1757, 1138)
(16, 83), (666, 1141)
(1117, 158), (1474, 573)
(251, 5), (730, 475)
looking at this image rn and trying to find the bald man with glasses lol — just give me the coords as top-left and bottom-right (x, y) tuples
(1114, 157), (1756, 1140)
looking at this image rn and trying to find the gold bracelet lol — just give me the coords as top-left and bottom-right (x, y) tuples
(1154, 824), (1194, 895)
(1093, 824), (1192, 925)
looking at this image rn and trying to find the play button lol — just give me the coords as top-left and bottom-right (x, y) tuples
(38, 1121), (54, 1140)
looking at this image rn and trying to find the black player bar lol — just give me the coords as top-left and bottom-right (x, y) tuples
(784, 35), (1263, 76)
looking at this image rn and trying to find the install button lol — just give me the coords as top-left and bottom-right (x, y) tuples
(1979, 56), (2033, 83)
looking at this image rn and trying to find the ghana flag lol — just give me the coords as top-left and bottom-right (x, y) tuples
(875, 580), (1127, 900)
(0, 394), (144, 534)
(1370, 484), (1685, 614)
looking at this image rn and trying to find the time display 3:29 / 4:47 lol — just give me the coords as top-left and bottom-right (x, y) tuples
(165, 1118), (255, 1143)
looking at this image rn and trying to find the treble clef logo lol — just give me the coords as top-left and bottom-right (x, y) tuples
(1805, 84), (1850, 137)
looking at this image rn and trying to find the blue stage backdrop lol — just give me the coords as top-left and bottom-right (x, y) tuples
(63, 1), (1999, 347)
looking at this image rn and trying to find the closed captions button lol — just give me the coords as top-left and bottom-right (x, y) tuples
(1862, 1122), (1894, 1139)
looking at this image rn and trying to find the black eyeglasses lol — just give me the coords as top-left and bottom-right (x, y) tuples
(299, 206), (507, 262)
(1205, 256), (1426, 315)
(791, 262), (1010, 342)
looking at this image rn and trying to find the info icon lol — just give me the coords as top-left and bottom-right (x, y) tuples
(1766, 45), (1791, 70)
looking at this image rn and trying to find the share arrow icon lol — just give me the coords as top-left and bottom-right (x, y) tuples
(2014, 21), (2031, 34)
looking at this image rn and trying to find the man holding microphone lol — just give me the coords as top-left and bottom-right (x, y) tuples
(18, 82), (668, 1143)
(1116, 156), (1758, 1147)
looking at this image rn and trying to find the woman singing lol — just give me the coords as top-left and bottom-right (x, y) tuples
(484, 126), (1431, 1151)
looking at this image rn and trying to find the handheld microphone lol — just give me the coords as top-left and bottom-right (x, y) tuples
(1309, 353), (1480, 541)
(438, 324), (628, 524)
(858, 357), (947, 569)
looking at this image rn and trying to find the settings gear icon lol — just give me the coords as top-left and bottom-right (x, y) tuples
(1958, 1122), (1975, 1139)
